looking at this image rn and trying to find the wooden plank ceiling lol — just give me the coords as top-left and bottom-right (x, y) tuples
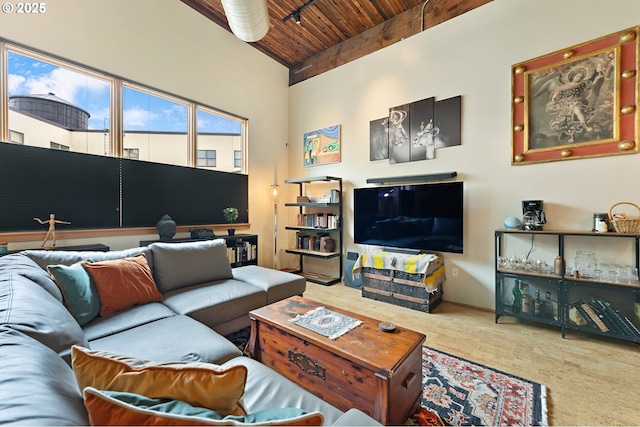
(181, 0), (492, 85)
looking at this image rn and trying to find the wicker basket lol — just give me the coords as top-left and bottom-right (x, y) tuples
(609, 202), (640, 233)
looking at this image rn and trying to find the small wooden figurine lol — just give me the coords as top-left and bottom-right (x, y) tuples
(33, 213), (71, 248)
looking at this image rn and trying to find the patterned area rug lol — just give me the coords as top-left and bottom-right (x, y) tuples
(410, 346), (548, 426)
(225, 329), (548, 426)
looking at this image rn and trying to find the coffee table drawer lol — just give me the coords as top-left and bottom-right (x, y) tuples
(254, 322), (421, 425)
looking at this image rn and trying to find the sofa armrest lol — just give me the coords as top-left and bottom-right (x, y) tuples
(331, 408), (382, 426)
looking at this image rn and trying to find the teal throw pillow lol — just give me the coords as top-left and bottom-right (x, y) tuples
(47, 260), (100, 326)
(87, 388), (323, 425)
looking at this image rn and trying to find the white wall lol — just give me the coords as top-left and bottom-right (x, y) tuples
(2, 0), (289, 266)
(286, 0), (640, 309)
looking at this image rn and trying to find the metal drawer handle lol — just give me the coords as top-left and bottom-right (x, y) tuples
(402, 372), (416, 388)
(288, 350), (326, 380)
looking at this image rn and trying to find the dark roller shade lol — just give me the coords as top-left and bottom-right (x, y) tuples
(0, 143), (120, 231)
(0, 142), (248, 231)
(120, 158), (248, 227)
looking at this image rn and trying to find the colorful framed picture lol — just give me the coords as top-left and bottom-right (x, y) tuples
(512, 26), (639, 164)
(303, 125), (341, 167)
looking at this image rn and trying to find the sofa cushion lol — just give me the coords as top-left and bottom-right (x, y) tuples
(0, 272), (89, 355)
(47, 260), (101, 325)
(83, 254), (163, 316)
(24, 246), (153, 270)
(83, 388), (324, 426)
(232, 266), (306, 304)
(0, 327), (89, 425)
(82, 302), (176, 342)
(72, 346), (248, 416)
(150, 239), (233, 293)
(161, 279), (264, 330)
(88, 314), (242, 364)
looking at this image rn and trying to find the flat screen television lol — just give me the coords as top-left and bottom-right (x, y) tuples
(353, 181), (463, 253)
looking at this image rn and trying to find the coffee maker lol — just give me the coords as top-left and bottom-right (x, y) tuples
(522, 200), (546, 230)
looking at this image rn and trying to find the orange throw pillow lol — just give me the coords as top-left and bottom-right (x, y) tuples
(83, 253), (162, 316)
(72, 346), (248, 417)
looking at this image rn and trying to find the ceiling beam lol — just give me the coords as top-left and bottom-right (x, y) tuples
(288, 0), (493, 85)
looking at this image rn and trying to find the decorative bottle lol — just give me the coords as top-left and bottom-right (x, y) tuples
(553, 256), (564, 276)
(534, 290), (542, 317)
(521, 282), (533, 315)
(546, 291), (558, 321)
(512, 280), (522, 313)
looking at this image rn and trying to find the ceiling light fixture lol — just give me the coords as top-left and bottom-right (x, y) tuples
(220, 0), (270, 42)
(283, 0), (319, 25)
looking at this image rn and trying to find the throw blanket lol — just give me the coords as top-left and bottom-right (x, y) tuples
(352, 251), (444, 292)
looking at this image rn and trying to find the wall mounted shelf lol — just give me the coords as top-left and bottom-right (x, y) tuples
(366, 172), (457, 184)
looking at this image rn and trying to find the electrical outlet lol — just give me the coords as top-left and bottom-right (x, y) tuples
(452, 267), (459, 277)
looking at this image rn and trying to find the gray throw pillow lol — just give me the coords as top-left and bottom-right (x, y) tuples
(150, 239), (232, 293)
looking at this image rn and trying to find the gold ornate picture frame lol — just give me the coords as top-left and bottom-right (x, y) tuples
(512, 26), (638, 165)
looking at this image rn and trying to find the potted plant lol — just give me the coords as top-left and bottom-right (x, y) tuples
(223, 207), (239, 236)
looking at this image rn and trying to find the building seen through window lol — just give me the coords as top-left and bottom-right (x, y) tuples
(3, 44), (246, 173)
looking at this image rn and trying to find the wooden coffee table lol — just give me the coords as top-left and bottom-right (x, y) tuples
(247, 296), (425, 425)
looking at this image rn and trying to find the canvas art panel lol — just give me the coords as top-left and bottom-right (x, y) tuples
(303, 124), (341, 166)
(434, 96), (462, 149)
(388, 103), (411, 164)
(410, 97), (436, 161)
(369, 117), (389, 160)
(373, 95), (461, 164)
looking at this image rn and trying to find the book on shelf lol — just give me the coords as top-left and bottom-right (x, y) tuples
(588, 299), (628, 336)
(573, 298), (640, 338)
(572, 301), (606, 332)
(590, 298), (640, 338)
(295, 213), (337, 229)
(319, 234), (330, 252)
(579, 302), (609, 332)
(226, 240), (257, 263)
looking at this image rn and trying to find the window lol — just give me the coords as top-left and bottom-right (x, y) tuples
(123, 84), (188, 167)
(196, 107), (243, 172)
(197, 150), (216, 168)
(5, 47), (112, 155)
(8, 130), (23, 144)
(50, 142), (69, 150)
(123, 148), (139, 159)
(1, 40), (247, 173)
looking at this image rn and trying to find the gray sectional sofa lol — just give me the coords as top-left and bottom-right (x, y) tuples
(0, 239), (379, 426)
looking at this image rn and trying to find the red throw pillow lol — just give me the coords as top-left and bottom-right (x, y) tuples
(83, 254), (162, 316)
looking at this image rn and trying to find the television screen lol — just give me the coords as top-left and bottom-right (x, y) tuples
(353, 181), (463, 253)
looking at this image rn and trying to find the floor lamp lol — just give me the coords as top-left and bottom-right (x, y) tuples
(271, 183), (279, 269)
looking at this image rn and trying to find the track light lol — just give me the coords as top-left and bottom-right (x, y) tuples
(283, 0), (319, 25)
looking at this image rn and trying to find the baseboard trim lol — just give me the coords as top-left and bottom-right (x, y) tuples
(443, 299), (495, 313)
